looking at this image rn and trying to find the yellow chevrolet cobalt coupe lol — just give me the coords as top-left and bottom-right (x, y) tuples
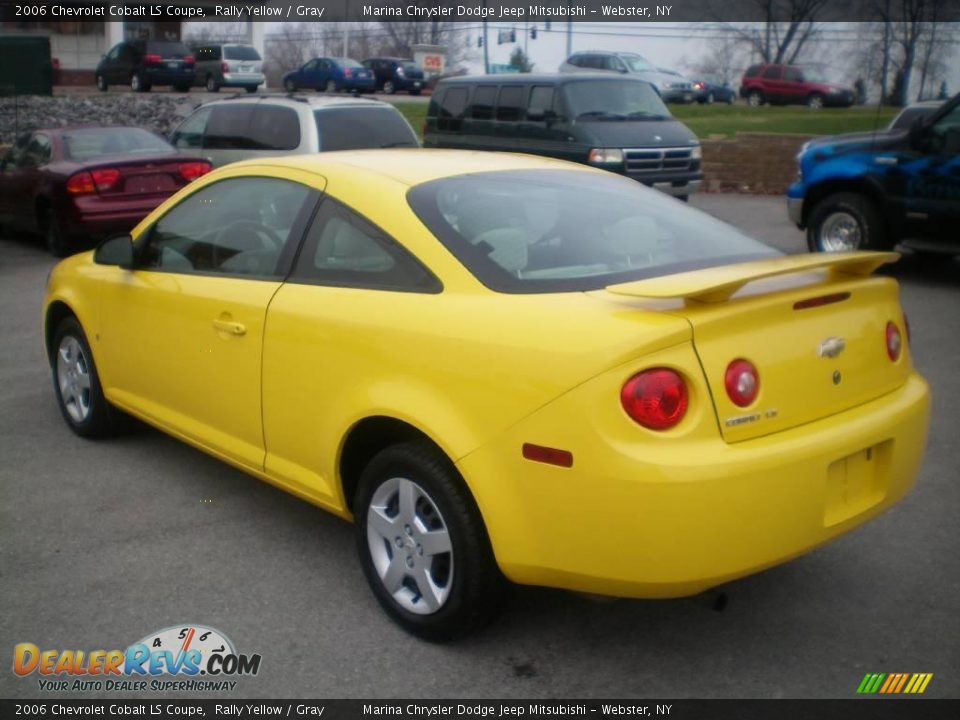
(44, 151), (929, 639)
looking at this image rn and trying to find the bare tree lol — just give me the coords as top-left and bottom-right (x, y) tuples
(377, 22), (475, 69)
(691, 37), (747, 84)
(719, 0), (831, 65)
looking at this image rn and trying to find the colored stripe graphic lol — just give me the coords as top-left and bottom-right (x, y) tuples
(858, 672), (933, 694)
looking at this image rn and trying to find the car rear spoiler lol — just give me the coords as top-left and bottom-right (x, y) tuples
(605, 251), (899, 303)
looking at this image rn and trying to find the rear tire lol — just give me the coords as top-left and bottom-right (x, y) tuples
(43, 209), (69, 258)
(806, 93), (825, 110)
(383, 80), (396, 95)
(354, 440), (504, 641)
(51, 316), (123, 439)
(706, 91), (715, 104)
(325, 79), (337, 93)
(206, 75), (220, 92)
(96, 73), (108, 92)
(806, 192), (888, 253)
(284, 79), (296, 92)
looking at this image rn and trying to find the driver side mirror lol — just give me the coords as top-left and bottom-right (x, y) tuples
(94, 234), (134, 269)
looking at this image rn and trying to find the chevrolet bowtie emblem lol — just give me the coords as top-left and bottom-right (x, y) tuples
(818, 337), (846, 359)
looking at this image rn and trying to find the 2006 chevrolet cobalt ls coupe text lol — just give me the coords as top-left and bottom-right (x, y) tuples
(43, 150), (930, 640)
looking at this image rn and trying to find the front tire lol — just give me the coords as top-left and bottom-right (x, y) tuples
(354, 441), (504, 641)
(383, 80), (396, 95)
(284, 79), (296, 92)
(51, 317), (121, 439)
(806, 192), (888, 253)
(746, 90), (763, 107)
(96, 73), (108, 92)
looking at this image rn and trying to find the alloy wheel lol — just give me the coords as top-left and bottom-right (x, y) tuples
(818, 211), (862, 251)
(57, 336), (92, 424)
(366, 477), (454, 615)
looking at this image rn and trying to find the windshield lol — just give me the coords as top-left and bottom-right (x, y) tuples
(563, 79), (670, 120)
(315, 107), (418, 150)
(407, 170), (777, 293)
(622, 54), (656, 72)
(224, 45), (261, 61)
(62, 128), (173, 161)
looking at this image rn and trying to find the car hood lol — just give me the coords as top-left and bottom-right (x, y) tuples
(577, 118), (698, 148)
(804, 128), (908, 154)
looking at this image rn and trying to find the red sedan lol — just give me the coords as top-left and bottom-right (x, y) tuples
(0, 126), (210, 256)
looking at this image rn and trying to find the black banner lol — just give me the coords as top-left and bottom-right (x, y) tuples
(2, 700), (960, 720)
(2, 0), (958, 23)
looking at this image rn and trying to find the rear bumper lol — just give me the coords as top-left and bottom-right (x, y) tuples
(344, 78), (376, 91)
(222, 72), (264, 87)
(142, 68), (195, 86)
(458, 370), (930, 598)
(64, 194), (170, 237)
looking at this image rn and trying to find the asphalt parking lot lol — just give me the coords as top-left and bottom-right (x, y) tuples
(1, 194), (957, 700)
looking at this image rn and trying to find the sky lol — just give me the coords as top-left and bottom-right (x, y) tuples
(237, 21), (959, 98)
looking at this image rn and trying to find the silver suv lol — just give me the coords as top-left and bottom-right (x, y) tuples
(560, 51), (694, 103)
(192, 43), (265, 93)
(170, 94), (419, 168)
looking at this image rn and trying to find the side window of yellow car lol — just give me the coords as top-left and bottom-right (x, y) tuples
(290, 198), (441, 292)
(140, 177), (314, 278)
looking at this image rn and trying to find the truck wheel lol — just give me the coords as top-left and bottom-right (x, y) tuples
(807, 193), (888, 253)
(746, 90), (763, 107)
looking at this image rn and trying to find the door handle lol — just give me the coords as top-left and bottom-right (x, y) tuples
(212, 319), (246, 336)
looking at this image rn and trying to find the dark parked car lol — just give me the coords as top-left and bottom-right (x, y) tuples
(691, 76), (736, 104)
(96, 40), (195, 93)
(423, 74), (702, 199)
(0, 127), (210, 256)
(283, 58), (375, 94)
(361, 57), (425, 95)
(740, 63), (854, 109)
(788, 92), (960, 254)
(192, 43), (264, 93)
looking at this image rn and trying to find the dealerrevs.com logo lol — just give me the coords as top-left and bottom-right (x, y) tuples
(12, 624), (261, 692)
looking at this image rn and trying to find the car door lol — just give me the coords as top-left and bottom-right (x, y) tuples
(0, 133), (46, 230)
(899, 99), (960, 235)
(261, 195), (441, 503)
(100, 44), (121, 83)
(96, 174), (319, 470)
(782, 66), (805, 104)
(299, 59), (320, 89)
(761, 65), (784, 102)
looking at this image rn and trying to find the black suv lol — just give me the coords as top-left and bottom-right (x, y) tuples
(362, 57), (425, 95)
(96, 40), (195, 93)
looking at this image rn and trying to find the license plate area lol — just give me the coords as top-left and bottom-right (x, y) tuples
(124, 174), (175, 194)
(824, 441), (890, 526)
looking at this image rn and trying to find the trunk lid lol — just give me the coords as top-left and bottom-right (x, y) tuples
(81, 155), (206, 197)
(606, 252), (911, 442)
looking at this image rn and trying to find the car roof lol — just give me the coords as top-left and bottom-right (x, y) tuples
(228, 149), (599, 187)
(195, 93), (393, 110)
(438, 73), (650, 85)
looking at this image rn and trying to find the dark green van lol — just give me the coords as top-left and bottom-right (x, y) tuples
(423, 74), (702, 199)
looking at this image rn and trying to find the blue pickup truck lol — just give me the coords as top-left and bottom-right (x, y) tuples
(787, 93), (960, 254)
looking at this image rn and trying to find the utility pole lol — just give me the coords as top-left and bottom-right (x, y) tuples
(566, 21), (572, 58)
(342, 0), (349, 58)
(482, 0), (489, 74)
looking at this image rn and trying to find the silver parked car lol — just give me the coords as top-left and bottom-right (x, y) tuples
(560, 51), (694, 103)
(192, 43), (265, 93)
(169, 94), (419, 168)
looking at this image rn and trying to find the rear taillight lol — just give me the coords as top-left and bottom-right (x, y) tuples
(724, 359), (759, 407)
(144, 53), (163, 64)
(66, 172), (95, 194)
(621, 368), (688, 430)
(183, 55), (195, 65)
(344, 68), (353, 77)
(67, 168), (119, 194)
(221, 62), (229, 73)
(886, 321), (902, 361)
(179, 162), (212, 182)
